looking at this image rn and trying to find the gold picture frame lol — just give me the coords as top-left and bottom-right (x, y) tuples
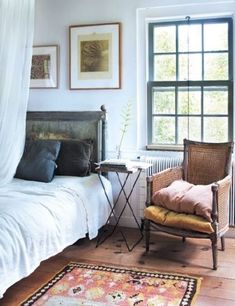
(30, 45), (59, 89)
(69, 23), (121, 90)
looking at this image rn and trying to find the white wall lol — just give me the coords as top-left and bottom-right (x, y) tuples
(30, 0), (141, 156)
(30, 0), (235, 227)
(29, 0), (235, 156)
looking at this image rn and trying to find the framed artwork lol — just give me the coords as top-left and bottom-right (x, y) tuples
(30, 45), (59, 88)
(69, 22), (121, 90)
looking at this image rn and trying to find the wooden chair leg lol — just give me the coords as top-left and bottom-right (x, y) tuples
(211, 236), (218, 270)
(140, 218), (144, 232)
(145, 219), (150, 252)
(221, 236), (225, 251)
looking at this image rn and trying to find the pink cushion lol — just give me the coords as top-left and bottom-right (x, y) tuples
(152, 180), (212, 222)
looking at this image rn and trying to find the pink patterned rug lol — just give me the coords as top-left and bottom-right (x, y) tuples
(21, 262), (201, 305)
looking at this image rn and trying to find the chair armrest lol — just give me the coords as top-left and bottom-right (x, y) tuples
(146, 166), (183, 206)
(211, 175), (231, 233)
(148, 166), (183, 193)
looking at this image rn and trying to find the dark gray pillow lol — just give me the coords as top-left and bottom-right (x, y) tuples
(15, 140), (61, 182)
(55, 140), (92, 176)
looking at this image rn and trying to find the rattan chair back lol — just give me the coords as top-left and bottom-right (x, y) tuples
(183, 139), (233, 185)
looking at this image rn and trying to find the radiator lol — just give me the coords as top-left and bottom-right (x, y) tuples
(139, 156), (235, 226)
(144, 156), (183, 176)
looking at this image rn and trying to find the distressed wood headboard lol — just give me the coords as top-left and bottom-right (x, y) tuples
(26, 105), (107, 165)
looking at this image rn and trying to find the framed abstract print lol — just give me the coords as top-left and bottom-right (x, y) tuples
(30, 45), (59, 88)
(69, 23), (121, 90)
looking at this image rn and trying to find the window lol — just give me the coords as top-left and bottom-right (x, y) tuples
(147, 17), (233, 148)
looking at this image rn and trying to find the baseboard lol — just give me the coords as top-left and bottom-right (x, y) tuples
(226, 227), (235, 238)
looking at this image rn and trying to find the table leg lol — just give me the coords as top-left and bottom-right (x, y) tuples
(96, 170), (144, 251)
(116, 170), (143, 251)
(96, 173), (131, 247)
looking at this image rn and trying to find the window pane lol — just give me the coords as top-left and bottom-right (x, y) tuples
(204, 117), (228, 142)
(178, 117), (201, 143)
(154, 26), (176, 53)
(154, 55), (176, 81)
(204, 87), (228, 114)
(178, 87), (201, 114)
(179, 54), (202, 80)
(204, 53), (228, 80)
(178, 24), (202, 52)
(153, 117), (175, 144)
(153, 87), (175, 114)
(204, 23), (228, 51)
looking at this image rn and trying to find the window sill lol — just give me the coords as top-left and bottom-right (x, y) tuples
(146, 144), (184, 151)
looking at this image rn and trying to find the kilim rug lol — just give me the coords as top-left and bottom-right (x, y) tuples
(21, 262), (201, 306)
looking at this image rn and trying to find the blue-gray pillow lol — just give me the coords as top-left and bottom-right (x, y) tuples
(15, 140), (61, 182)
(55, 140), (92, 176)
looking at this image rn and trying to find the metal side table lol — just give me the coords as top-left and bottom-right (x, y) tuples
(96, 161), (150, 251)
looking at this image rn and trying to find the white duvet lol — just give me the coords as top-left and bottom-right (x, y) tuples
(0, 174), (112, 298)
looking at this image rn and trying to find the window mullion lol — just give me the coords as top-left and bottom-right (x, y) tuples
(176, 24), (179, 82)
(201, 85), (204, 141)
(148, 23), (154, 81)
(175, 86), (178, 144)
(202, 23), (204, 81)
(228, 18), (233, 81)
(175, 24), (179, 145)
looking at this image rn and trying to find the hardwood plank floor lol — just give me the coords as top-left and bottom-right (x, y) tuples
(1, 228), (235, 305)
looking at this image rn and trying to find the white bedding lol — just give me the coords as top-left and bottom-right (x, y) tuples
(0, 174), (112, 298)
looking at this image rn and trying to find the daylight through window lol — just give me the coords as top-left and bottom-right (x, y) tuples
(147, 17), (233, 148)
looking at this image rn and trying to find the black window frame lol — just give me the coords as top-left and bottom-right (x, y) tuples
(147, 17), (233, 149)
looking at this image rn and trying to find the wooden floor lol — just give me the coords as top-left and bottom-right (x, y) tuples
(1, 227), (235, 306)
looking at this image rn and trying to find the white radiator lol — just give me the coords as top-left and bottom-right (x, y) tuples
(143, 156), (183, 176)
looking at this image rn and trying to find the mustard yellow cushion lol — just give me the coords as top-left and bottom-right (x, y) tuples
(144, 205), (214, 234)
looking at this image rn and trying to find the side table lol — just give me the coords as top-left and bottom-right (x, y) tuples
(96, 161), (151, 251)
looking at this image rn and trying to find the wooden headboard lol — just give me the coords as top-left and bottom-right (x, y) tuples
(26, 105), (107, 165)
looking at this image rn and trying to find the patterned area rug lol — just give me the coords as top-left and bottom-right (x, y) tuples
(21, 262), (201, 306)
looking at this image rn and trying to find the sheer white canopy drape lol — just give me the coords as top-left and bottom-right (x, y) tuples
(0, 0), (35, 186)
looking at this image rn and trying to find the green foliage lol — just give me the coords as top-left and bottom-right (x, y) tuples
(205, 53), (228, 80)
(155, 55), (176, 81)
(153, 117), (175, 144)
(153, 90), (175, 114)
(154, 26), (175, 53)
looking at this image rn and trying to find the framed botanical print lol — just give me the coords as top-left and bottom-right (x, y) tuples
(30, 45), (59, 88)
(69, 23), (121, 90)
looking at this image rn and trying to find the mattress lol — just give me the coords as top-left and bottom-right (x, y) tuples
(0, 174), (112, 298)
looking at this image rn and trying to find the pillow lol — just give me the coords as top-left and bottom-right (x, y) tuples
(15, 140), (61, 182)
(55, 140), (92, 177)
(152, 179), (213, 222)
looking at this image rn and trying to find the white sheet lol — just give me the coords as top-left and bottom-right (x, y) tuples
(0, 174), (112, 298)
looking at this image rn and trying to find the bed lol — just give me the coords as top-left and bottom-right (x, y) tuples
(0, 106), (112, 298)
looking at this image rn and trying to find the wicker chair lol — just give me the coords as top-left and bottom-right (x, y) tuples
(144, 139), (233, 270)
